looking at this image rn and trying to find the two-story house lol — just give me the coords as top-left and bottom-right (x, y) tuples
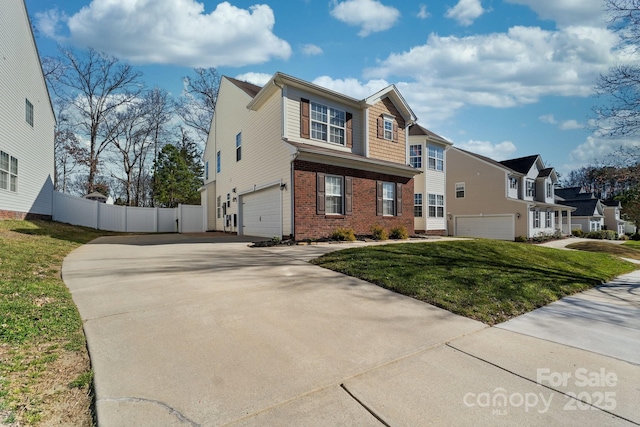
(445, 149), (574, 240)
(556, 187), (626, 235)
(603, 200), (630, 236)
(200, 73), (420, 240)
(0, 0), (56, 220)
(408, 124), (452, 235)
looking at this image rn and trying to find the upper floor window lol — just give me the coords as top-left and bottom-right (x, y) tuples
(25, 99), (33, 127)
(216, 196), (221, 218)
(428, 194), (444, 218)
(311, 102), (345, 145)
(383, 118), (393, 140)
(455, 182), (465, 198)
(216, 151), (221, 173)
(414, 193), (423, 217)
(526, 180), (535, 197)
(236, 132), (242, 162)
(546, 182), (553, 198)
(205, 161), (209, 180)
(0, 151), (18, 192)
(409, 145), (422, 168)
(382, 182), (395, 216)
(428, 146), (444, 171)
(509, 177), (518, 189)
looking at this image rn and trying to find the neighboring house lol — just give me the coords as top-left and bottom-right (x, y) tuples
(0, 0), (56, 220)
(445, 149), (574, 240)
(200, 73), (420, 239)
(408, 124), (452, 235)
(556, 187), (626, 235)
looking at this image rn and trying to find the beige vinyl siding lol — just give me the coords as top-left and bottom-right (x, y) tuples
(446, 148), (529, 238)
(209, 82), (291, 235)
(0, 0), (55, 215)
(284, 87), (364, 156)
(201, 181), (216, 230)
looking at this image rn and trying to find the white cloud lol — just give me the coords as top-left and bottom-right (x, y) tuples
(234, 72), (272, 87)
(417, 4), (431, 19)
(330, 0), (401, 37)
(559, 119), (584, 130)
(364, 25), (621, 123)
(445, 0), (485, 26)
(505, 0), (606, 27)
(539, 114), (557, 124)
(312, 76), (391, 99)
(301, 44), (323, 56)
(35, 9), (66, 38)
(39, 0), (291, 67)
(456, 140), (517, 160)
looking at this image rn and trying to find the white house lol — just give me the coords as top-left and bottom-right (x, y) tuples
(0, 0), (56, 219)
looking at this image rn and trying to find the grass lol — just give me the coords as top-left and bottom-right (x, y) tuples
(0, 220), (115, 426)
(311, 239), (637, 325)
(566, 241), (640, 261)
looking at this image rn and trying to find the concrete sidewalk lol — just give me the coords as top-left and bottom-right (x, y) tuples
(62, 235), (640, 426)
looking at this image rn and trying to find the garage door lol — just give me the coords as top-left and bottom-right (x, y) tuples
(241, 186), (282, 238)
(455, 215), (514, 240)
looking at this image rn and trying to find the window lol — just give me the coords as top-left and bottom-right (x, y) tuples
(382, 182), (395, 216)
(216, 196), (221, 218)
(428, 194), (444, 218)
(25, 99), (33, 126)
(383, 118), (393, 140)
(216, 151), (221, 173)
(311, 102), (345, 145)
(455, 182), (465, 198)
(546, 182), (552, 198)
(526, 180), (536, 197)
(236, 132), (242, 161)
(509, 177), (518, 189)
(545, 210), (552, 228)
(428, 146), (444, 171)
(0, 151), (17, 192)
(325, 175), (343, 214)
(205, 161), (209, 180)
(414, 193), (423, 217)
(409, 145), (422, 169)
(533, 210), (540, 228)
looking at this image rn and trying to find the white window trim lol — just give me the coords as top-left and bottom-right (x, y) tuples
(509, 177), (518, 189)
(414, 193), (423, 218)
(533, 210), (540, 228)
(0, 151), (17, 192)
(428, 193), (444, 218)
(382, 181), (395, 216)
(236, 132), (242, 162)
(25, 99), (33, 127)
(216, 151), (221, 173)
(409, 144), (422, 169)
(311, 101), (346, 146)
(526, 179), (536, 197)
(383, 117), (393, 141)
(428, 145), (444, 171)
(545, 210), (552, 228)
(455, 182), (465, 198)
(325, 175), (344, 215)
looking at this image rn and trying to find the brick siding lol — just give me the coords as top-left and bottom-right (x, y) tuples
(0, 209), (52, 221)
(293, 160), (414, 240)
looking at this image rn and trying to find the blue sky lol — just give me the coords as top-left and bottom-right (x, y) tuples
(24, 0), (634, 176)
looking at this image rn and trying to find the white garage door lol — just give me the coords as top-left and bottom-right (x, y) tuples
(241, 186), (282, 238)
(455, 215), (514, 241)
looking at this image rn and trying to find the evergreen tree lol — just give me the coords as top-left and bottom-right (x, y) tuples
(153, 130), (203, 207)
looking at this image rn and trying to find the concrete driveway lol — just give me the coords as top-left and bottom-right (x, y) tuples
(62, 235), (640, 426)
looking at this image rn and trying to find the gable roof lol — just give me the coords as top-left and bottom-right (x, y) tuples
(409, 124), (452, 145)
(555, 187), (595, 201)
(559, 199), (602, 217)
(499, 155), (540, 174)
(452, 147), (519, 174)
(225, 76), (262, 98)
(603, 200), (622, 207)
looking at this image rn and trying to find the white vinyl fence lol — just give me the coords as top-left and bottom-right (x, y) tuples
(52, 191), (204, 233)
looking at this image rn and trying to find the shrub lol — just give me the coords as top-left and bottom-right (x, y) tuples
(389, 225), (409, 240)
(514, 235), (528, 243)
(631, 233), (640, 241)
(371, 224), (388, 240)
(619, 234), (629, 241)
(585, 230), (617, 240)
(571, 229), (584, 237)
(330, 227), (356, 241)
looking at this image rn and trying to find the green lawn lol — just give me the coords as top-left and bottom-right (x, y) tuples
(311, 239), (637, 325)
(1, 220), (114, 426)
(567, 241), (640, 261)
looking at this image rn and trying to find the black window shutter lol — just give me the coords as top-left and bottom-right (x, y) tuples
(396, 183), (403, 216)
(301, 98), (310, 139)
(345, 176), (353, 215)
(316, 172), (325, 215)
(376, 181), (383, 216)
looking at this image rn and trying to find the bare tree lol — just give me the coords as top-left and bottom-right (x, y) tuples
(47, 47), (144, 193)
(175, 68), (220, 143)
(594, 0), (640, 137)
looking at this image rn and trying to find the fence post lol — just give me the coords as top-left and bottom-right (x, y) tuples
(94, 200), (99, 230)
